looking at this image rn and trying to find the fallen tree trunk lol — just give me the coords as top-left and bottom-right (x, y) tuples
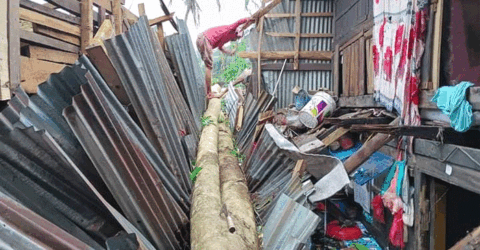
(191, 98), (231, 250)
(218, 118), (258, 250)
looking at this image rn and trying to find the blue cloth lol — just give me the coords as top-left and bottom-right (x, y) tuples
(353, 151), (395, 185)
(395, 161), (406, 197)
(431, 81), (474, 132)
(329, 143), (362, 162)
(380, 161), (398, 195)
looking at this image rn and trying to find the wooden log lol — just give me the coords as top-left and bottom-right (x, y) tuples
(8, 0), (21, 92)
(112, 0), (122, 34)
(20, 29), (79, 53)
(20, 56), (65, 93)
(149, 13), (175, 26)
(218, 120), (258, 249)
(27, 45), (78, 64)
(238, 51), (333, 60)
(33, 24), (81, 46)
(1, 0), (10, 100)
(266, 32), (334, 38)
(343, 117), (400, 173)
(20, 7), (81, 36)
(191, 99), (230, 250)
(20, 0), (81, 25)
(81, 0), (93, 54)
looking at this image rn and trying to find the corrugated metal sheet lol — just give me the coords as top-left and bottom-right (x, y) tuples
(224, 82), (240, 130)
(64, 71), (188, 250)
(104, 17), (193, 192)
(248, 0), (334, 108)
(0, 190), (96, 250)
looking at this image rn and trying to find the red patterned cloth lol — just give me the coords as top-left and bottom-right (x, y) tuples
(373, 0), (429, 126)
(203, 18), (249, 50)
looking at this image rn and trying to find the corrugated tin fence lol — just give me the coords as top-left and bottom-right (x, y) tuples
(248, 0), (334, 108)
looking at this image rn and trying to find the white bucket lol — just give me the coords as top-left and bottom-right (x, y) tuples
(298, 92), (336, 128)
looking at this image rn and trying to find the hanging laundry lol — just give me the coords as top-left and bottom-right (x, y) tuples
(372, 0), (429, 127)
(431, 81), (474, 132)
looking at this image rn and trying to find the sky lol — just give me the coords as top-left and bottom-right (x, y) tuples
(124, 0), (255, 43)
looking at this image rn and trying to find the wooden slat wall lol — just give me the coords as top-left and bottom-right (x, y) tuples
(340, 35), (369, 97)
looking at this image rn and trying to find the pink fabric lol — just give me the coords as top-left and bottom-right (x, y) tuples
(203, 18), (249, 49)
(373, 0), (429, 127)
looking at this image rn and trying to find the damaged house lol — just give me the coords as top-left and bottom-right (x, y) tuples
(0, 0), (480, 249)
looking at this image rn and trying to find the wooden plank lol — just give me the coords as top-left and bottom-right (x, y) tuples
(338, 95), (383, 108)
(1, 0), (11, 100)
(419, 88), (480, 110)
(366, 37), (374, 94)
(20, 7), (81, 36)
(20, 56), (65, 93)
(148, 13), (175, 26)
(432, 181), (447, 250)
(265, 12), (333, 18)
(358, 36), (365, 95)
(93, 0), (113, 12)
(33, 24), (81, 46)
(122, 6), (139, 22)
(138, 3), (145, 16)
(20, 0), (81, 25)
(414, 168), (428, 250)
(20, 29), (80, 53)
(98, 6), (106, 26)
(257, 16), (264, 97)
(156, 0), (175, 31)
(247, 0), (282, 30)
(339, 31), (364, 52)
(432, 0), (444, 90)
(86, 46), (130, 105)
(350, 41), (357, 96)
(449, 225), (480, 250)
(333, 44), (339, 96)
(80, 0), (93, 54)
(429, 178), (437, 250)
(321, 127), (349, 147)
(156, 23), (165, 50)
(341, 47), (348, 96)
(8, 0), (21, 94)
(89, 19), (113, 49)
(28, 45), (78, 64)
(266, 32), (334, 38)
(112, 0), (122, 35)
(44, 0), (100, 24)
(238, 51), (333, 60)
(293, 0), (301, 70)
(261, 62), (331, 71)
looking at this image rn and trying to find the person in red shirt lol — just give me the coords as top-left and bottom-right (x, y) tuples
(196, 17), (254, 99)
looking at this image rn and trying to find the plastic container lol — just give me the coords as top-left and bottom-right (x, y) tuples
(298, 92), (336, 128)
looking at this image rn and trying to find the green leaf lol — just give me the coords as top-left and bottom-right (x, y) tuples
(190, 166), (202, 183)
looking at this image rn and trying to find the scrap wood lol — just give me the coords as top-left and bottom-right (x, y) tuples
(349, 124), (453, 140)
(449, 225), (480, 250)
(343, 118), (400, 173)
(324, 117), (393, 126)
(235, 105), (244, 132)
(320, 112), (373, 147)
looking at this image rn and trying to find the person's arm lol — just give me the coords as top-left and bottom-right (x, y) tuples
(219, 45), (235, 56)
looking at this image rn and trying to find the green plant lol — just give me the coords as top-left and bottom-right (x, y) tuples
(221, 99), (227, 112)
(212, 39), (252, 84)
(200, 115), (214, 127)
(230, 146), (246, 163)
(190, 166), (202, 183)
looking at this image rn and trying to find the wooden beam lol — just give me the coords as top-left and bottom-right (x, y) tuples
(20, 7), (81, 36)
(81, 0), (93, 54)
(20, 0), (81, 25)
(33, 24), (81, 46)
(339, 31), (364, 52)
(293, 0), (301, 70)
(338, 95), (383, 108)
(333, 44), (339, 96)
(257, 16), (264, 97)
(358, 36), (365, 95)
(122, 6), (139, 22)
(8, 0), (21, 94)
(148, 13), (175, 26)
(20, 30), (79, 53)
(419, 88), (480, 110)
(112, 0), (122, 35)
(238, 51), (333, 60)
(93, 0), (113, 12)
(1, 0), (11, 99)
(343, 118), (400, 173)
(98, 6), (106, 26)
(157, 0), (176, 31)
(27, 45), (78, 64)
(266, 32), (334, 38)
(138, 3), (145, 16)
(449, 225), (480, 250)
(432, 0), (444, 90)
(250, 0), (282, 22)
(265, 12), (333, 18)
(260, 62), (331, 71)
(44, 0), (100, 24)
(156, 23), (165, 50)
(20, 56), (65, 93)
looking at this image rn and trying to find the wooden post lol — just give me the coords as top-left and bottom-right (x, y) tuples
(81, 0), (93, 54)
(98, 6), (106, 26)
(432, 0), (443, 90)
(293, 0), (301, 70)
(1, 0), (11, 100)
(333, 44), (340, 96)
(156, 24), (164, 50)
(8, 0), (20, 94)
(138, 3), (145, 16)
(257, 16), (264, 97)
(112, 0), (122, 35)
(358, 36), (366, 95)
